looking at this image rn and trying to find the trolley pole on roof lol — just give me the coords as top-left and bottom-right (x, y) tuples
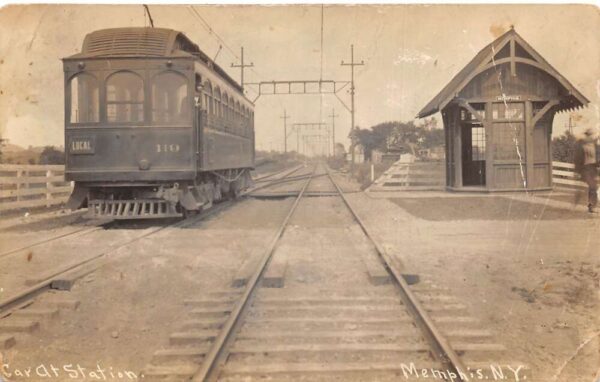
(280, 109), (290, 154)
(341, 44), (364, 164)
(143, 5), (154, 28)
(231, 47), (254, 91)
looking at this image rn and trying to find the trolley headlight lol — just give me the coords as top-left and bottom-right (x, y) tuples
(139, 159), (150, 170)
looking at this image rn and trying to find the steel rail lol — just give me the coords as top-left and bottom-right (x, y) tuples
(252, 164), (298, 182)
(250, 172), (327, 187)
(253, 170), (305, 183)
(0, 221), (111, 260)
(243, 165), (307, 194)
(0, 166), (311, 319)
(0, 208), (88, 231)
(192, 165), (317, 382)
(324, 166), (469, 380)
(0, 211), (206, 318)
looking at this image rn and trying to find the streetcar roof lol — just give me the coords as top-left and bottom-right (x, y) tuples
(63, 27), (243, 93)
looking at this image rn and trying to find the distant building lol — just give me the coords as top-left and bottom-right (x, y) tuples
(334, 143), (346, 158)
(417, 146), (445, 161)
(372, 149), (401, 164)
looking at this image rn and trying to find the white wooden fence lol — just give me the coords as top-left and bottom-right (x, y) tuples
(0, 161), (594, 213)
(368, 160), (596, 193)
(551, 161), (598, 191)
(367, 160), (446, 192)
(0, 164), (72, 213)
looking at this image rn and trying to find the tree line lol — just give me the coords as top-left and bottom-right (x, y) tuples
(350, 117), (444, 161)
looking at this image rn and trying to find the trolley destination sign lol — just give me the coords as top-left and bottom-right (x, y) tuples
(69, 137), (95, 154)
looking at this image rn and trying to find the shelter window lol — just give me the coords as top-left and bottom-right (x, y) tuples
(471, 126), (486, 161)
(152, 72), (190, 124)
(106, 72), (144, 123)
(69, 73), (99, 123)
(492, 103), (524, 120)
(460, 104), (485, 122)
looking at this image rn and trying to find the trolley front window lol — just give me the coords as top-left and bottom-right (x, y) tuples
(106, 72), (144, 123)
(152, 72), (190, 124)
(69, 73), (99, 124)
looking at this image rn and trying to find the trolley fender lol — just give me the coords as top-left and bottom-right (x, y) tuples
(66, 184), (89, 210)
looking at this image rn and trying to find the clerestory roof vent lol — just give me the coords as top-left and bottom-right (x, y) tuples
(82, 28), (183, 57)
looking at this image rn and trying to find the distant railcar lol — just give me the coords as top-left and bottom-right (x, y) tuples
(63, 27), (254, 218)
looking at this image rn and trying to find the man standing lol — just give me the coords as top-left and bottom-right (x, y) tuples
(574, 128), (599, 213)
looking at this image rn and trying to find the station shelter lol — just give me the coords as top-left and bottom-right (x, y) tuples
(418, 28), (589, 191)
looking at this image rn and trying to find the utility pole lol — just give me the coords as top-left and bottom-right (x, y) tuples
(328, 108), (339, 157)
(567, 115), (576, 135)
(280, 110), (290, 154)
(231, 47), (254, 91)
(341, 44), (364, 164)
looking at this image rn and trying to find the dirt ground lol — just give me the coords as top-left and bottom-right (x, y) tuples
(0, 196), (296, 380)
(340, 173), (599, 382)
(1, 166), (598, 381)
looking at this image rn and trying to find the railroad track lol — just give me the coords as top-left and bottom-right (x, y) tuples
(251, 164), (301, 182)
(0, 218), (112, 260)
(0, 164), (304, 261)
(142, 162), (526, 382)
(0, 165), (306, 323)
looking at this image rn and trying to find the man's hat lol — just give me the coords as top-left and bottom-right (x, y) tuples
(584, 128), (596, 136)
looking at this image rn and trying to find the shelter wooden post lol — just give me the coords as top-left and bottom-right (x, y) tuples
(525, 101), (534, 188)
(452, 108), (463, 187)
(484, 102), (495, 189)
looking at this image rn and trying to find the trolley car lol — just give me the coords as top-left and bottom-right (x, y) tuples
(63, 27), (254, 218)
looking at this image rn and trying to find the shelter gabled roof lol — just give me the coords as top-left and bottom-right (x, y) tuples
(417, 28), (589, 118)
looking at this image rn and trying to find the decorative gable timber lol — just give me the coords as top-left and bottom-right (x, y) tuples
(417, 28), (589, 118)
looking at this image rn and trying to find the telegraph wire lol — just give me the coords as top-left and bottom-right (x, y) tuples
(189, 6), (240, 61)
(186, 6), (265, 83)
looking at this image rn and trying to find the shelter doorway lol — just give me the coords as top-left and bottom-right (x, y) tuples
(461, 123), (486, 186)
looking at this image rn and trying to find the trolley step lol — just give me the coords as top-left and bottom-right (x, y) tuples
(88, 199), (181, 219)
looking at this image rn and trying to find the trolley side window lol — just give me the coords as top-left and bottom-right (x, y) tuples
(204, 81), (213, 115)
(106, 72), (145, 123)
(152, 72), (190, 124)
(69, 73), (99, 124)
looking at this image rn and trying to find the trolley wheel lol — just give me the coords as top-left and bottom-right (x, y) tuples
(228, 188), (239, 200)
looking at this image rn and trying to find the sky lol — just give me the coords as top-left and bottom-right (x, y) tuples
(0, 4), (598, 151)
